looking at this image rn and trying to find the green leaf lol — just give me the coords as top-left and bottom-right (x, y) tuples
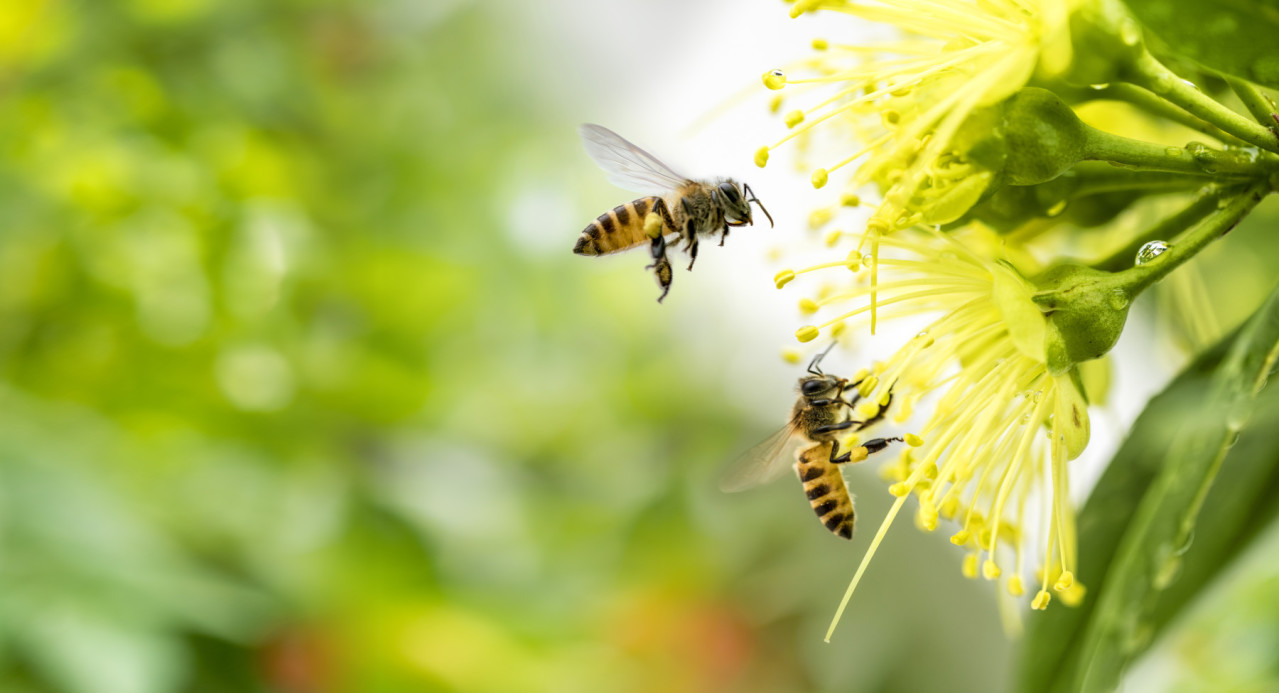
(1125, 0), (1279, 89)
(1016, 283), (1279, 692)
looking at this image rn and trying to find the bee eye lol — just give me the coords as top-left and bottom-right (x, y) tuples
(718, 183), (740, 201)
(801, 380), (826, 396)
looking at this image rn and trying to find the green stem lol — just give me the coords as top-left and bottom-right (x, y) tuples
(1225, 75), (1277, 127)
(1097, 83), (1251, 147)
(1083, 126), (1275, 177)
(1125, 51), (1279, 154)
(1093, 187), (1226, 273)
(1066, 162), (1221, 197)
(1117, 181), (1271, 297)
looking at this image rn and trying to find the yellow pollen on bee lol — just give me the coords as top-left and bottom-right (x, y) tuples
(782, 349), (802, 364)
(754, 146), (770, 168)
(841, 193), (861, 207)
(784, 110), (805, 128)
(643, 212), (663, 239)
(811, 168), (829, 188)
(763, 69), (787, 90)
(1008, 576), (1025, 597)
(799, 298), (819, 314)
(796, 325), (820, 342)
(962, 554), (979, 579)
(811, 38), (828, 50)
(904, 433), (924, 447)
(774, 269), (796, 288)
(1032, 590), (1051, 610)
(983, 559), (1001, 580)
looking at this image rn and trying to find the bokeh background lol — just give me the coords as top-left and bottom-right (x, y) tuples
(3, 1), (1278, 692)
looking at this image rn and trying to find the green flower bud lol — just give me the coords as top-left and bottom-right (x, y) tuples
(1001, 88), (1089, 186)
(1031, 264), (1131, 375)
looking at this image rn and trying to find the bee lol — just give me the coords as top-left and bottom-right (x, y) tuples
(722, 345), (903, 539)
(574, 124), (772, 302)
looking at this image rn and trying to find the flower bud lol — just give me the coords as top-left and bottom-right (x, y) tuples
(1000, 88), (1088, 186)
(1031, 264), (1131, 375)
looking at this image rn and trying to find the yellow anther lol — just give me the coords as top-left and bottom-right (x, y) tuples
(940, 497), (959, 518)
(979, 528), (993, 549)
(1008, 575), (1025, 597)
(809, 208), (832, 229)
(1054, 571), (1075, 592)
(856, 401), (880, 419)
(811, 168), (828, 188)
(811, 38), (828, 50)
(769, 95), (783, 113)
(1031, 590), (1051, 610)
(829, 321), (846, 337)
(866, 217), (891, 235)
(774, 269), (795, 288)
(840, 193), (861, 207)
(877, 390), (891, 407)
(763, 69), (787, 90)
(799, 298), (819, 314)
(845, 250), (862, 271)
(983, 559), (1001, 580)
(796, 325), (820, 342)
(754, 146), (770, 168)
(922, 463), (938, 480)
(781, 349), (802, 364)
(644, 212), (663, 239)
(851, 368), (869, 383)
(823, 229), (842, 247)
(949, 529), (971, 546)
(904, 433), (924, 447)
(1060, 582), (1086, 606)
(918, 500), (938, 531)
(889, 481), (910, 497)
(784, 110), (805, 128)
(857, 376), (878, 398)
(962, 554), (979, 579)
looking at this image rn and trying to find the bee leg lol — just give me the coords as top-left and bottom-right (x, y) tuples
(646, 235), (673, 302)
(686, 237), (699, 271)
(719, 221), (730, 246)
(832, 436), (905, 465)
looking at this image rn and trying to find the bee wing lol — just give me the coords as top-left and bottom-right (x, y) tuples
(719, 420), (804, 493)
(579, 124), (691, 194)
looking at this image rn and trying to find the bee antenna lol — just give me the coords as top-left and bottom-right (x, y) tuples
(807, 341), (838, 375)
(743, 184), (773, 228)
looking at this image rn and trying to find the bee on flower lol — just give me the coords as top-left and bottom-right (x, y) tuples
(775, 226), (1095, 639)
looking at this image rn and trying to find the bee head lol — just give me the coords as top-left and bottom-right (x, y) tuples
(799, 374), (840, 399)
(718, 181), (752, 225)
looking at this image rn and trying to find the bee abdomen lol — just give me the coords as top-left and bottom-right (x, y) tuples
(574, 196), (662, 256)
(795, 443), (855, 540)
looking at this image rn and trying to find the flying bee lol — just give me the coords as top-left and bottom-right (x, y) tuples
(722, 344), (904, 539)
(574, 124), (773, 302)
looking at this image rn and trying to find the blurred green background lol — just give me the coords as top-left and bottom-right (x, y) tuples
(4, 1), (1279, 692)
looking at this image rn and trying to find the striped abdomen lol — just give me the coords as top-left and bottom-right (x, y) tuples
(795, 443), (854, 539)
(574, 196), (666, 256)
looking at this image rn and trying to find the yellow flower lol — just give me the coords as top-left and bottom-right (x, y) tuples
(758, 0), (1077, 330)
(778, 227), (1090, 640)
